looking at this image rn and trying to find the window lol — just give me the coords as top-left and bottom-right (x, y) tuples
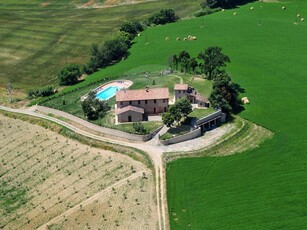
(129, 101), (132, 105)
(154, 99), (156, 104)
(164, 107), (167, 112)
(120, 102), (123, 106)
(145, 100), (147, 104)
(154, 108), (156, 113)
(138, 100), (140, 104)
(178, 90), (181, 93)
(163, 99), (166, 103)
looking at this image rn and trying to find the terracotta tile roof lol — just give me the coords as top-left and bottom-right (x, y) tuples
(116, 105), (144, 115)
(195, 94), (208, 102)
(174, 84), (188, 91)
(116, 88), (169, 102)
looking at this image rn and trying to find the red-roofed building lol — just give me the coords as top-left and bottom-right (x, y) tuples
(116, 87), (169, 123)
(174, 84), (189, 100)
(174, 83), (209, 107)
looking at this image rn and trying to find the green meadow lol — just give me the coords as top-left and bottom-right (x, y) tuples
(0, 0), (200, 100)
(3, 0), (307, 228)
(54, 1), (307, 228)
(163, 1), (307, 229)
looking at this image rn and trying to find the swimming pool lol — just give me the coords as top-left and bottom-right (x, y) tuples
(96, 86), (122, 100)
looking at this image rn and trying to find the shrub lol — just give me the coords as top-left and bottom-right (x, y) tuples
(27, 86), (55, 99)
(133, 122), (146, 134)
(148, 9), (179, 25)
(58, 64), (82, 86)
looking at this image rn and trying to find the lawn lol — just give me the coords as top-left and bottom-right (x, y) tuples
(0, 0), (200, 101)
(165, 0), (307, 229)
(188, 107), (216, 119)
(160, 125), (192, 140)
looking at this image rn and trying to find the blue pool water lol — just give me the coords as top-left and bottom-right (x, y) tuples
(96, 86), (122, 100)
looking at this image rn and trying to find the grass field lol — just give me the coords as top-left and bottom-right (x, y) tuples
(0, 0), (200, 101)
(0, 114), (157, 229)
(164, 0), (307, 229)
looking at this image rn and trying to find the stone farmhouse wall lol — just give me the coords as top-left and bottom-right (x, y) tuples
(117, 99), (168, 115)
(174, 90), (187, 100)
(117, 110), (143, 123)
(159, 127), (202, 145)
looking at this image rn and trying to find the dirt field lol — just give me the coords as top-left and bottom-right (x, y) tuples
(0, 114), (157, 229)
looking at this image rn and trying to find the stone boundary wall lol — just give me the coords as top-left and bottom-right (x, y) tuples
(35, 106), (162, 142)
(159, 127), (202, 145)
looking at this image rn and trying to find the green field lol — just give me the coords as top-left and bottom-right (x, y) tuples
(3, 0), (307, 228)
(0, 0), (200, 101)
(21, 0), (307, 228)
(164, 1), (307, 229)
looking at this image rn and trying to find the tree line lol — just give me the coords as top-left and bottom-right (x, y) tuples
(171, 46), (230, 80)
(200, 0), (256, 10)
(171, 46), (243, 116)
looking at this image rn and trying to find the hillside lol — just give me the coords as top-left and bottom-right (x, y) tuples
(0, 0), (200, 102)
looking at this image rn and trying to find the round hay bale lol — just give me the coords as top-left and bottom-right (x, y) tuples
(301, 18), (305, 21)
(137, 33), (141, 37)
(233, 12), (237, 16)
(165, 37), (169, 41)
(282, 6), (286, 10)
(176, 37), (181, 41)
(222, 9), (225, 12)
(297, 14), (301, 18)
(188, 35), (192, 39)
(184, 37), (188, 41)
(250, 7), (254, 10)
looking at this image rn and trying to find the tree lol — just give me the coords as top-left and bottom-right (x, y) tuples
(162, 97), (192, 126)
(198, 46), (230, 79)
(175, 97), (193, 118)
(58, 64), (81, 86)
(81, 91), (110, 120)
(188, 57), (199, 73)
(148, 9), (178, 25)
(120, 21), (143, 40)
(84, 34), (129, 74)
(162, 112), (174, 127)
(209, 72), (241, 114)
(133, 122), (146, 134)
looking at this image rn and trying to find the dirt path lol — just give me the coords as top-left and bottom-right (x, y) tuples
(37, 170), (147, 230)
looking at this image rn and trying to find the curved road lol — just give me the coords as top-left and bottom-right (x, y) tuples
(0, 105), (168, 230)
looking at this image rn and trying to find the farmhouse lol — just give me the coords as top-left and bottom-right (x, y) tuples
(174, 83), (209, 107)
(116, 87), (169, 123)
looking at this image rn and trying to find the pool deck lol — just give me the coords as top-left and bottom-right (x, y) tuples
(81, 80), (133, 101)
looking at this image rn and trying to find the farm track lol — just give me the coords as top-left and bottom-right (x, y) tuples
(0, 105), (168, 230)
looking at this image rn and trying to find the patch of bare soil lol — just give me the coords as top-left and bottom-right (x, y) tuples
(262, 0), (279, 2)
(77, 0), (157, 9)
(40, 2), (51, 7)
(83, 0), (95, 7)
